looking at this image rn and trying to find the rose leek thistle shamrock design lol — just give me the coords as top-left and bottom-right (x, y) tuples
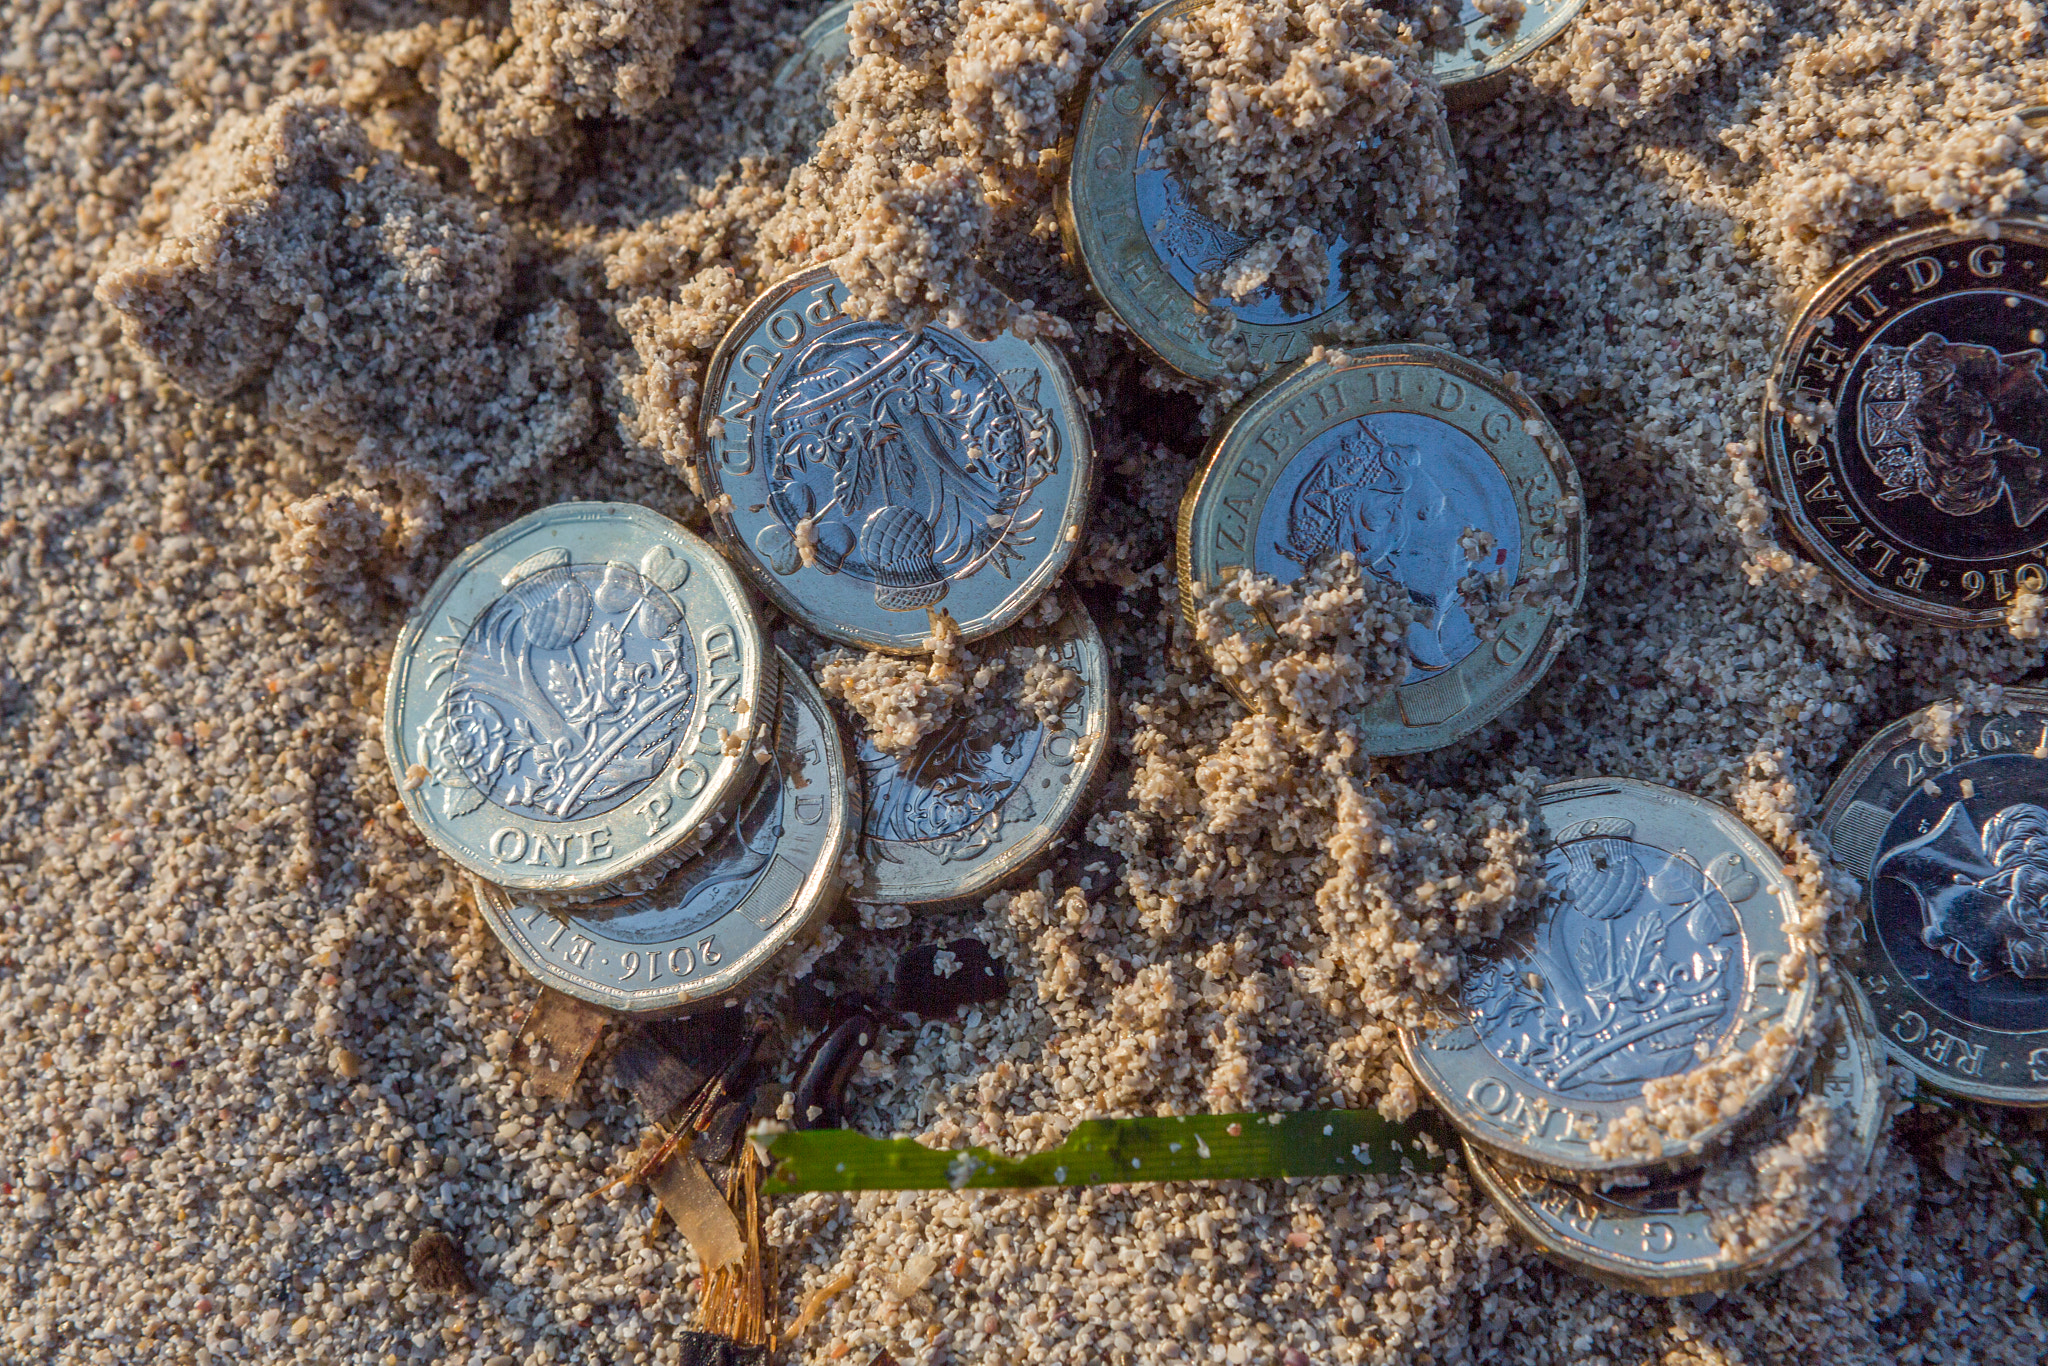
(416, 555), (696, 824)
(385, 504), (770, 898)
(1402, 779), (1814, 1178)
(1464, 826), (1747, 1102)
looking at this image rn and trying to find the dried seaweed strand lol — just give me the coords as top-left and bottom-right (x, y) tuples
(698, 1139), (772, 1347)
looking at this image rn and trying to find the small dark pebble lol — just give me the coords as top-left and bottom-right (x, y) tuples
(792, 975), (844, 1030)
(891, 938), (1009, 1016)
(791, 996), (882, 1131)
(408, 1230), (474, 1295)
(1683, 1292), (1720, 1314)
(676, 1329), (769, 1366)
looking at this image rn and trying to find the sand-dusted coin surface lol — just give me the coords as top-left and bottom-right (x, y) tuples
(1820, 688), (2048, 1105)
(698, 267), (1094, 653)
(1404, 778), (1821, 1177)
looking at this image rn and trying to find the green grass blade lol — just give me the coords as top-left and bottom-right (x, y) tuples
(759, 1110), (1455, 1193)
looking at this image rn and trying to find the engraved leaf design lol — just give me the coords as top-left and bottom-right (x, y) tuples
(1572, 923), (1612, 1000)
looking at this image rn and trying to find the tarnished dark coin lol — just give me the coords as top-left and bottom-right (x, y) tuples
(1403, 779), (1821, 1178)
(384, 503), (772, 897)
(1178, 348), (1584, 754)
(1818, 689), (2048, 1106)
(1765, 220), (2048, 627)
(471, 653), (852, 1016)
(1468, 982), (1887, 1295)
(697, 265), (1095, 653)
(851, 587), (1113, 910)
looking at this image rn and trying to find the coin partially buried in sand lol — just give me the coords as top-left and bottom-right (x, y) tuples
(384, 503), (772, 898)
(698, 265), (1095, 654)
(1064, 0), (1428, 384)
(848, 587), (1113, 912)
(1466, 981), (1887, 1295)
(1818, 690), (2048, 1106)
(1765, 220), (2048, 628)
(470, 654), (851, 1015)
(1178, 348), (1584, 754)
(1403, 778), (1821, 1179)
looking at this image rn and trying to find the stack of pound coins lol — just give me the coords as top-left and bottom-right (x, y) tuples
(1401, 778), (1891, 1292)
(1178, 349), (1587, 754)
(1465, 982), (1889, 1295)
(697, 259), (1110, 911)
(383, 249), (1105, 1012)
(1819, 690), (2048, 1109)
(383, 502), (850, 1017)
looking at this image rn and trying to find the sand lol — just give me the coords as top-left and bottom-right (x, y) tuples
(6, 0), (2048, 1362)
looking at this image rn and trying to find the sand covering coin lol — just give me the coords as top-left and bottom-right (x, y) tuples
(1764, 219), (2048, 628)
(697, 265), (1095, 653)
(1466, 981), (1888, 1296)
(471, 654), (851, 1017)
(1178, 348), (1584, 754)
(1819, 688), (2048, 1106)
(848, 587), (1114, 912)
(384, 503), (773, 897)
(1063, 0), (1454, 384)
(1403, 778), (1821, 1178)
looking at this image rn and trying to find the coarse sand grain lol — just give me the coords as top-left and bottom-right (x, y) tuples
(7, 0), (2048, 1362)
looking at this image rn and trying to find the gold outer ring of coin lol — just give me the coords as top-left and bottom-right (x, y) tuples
(1762, 218), (2048, 629)
(383, 502), (773, 896)
(848, 586), (1115, 911)
(1401, 777), (1823, 1180)
(1817, 688), (2048, 1107)
(1464, 980), (1888, 1296)
(1177, 347), (1586, 755)
(468, 652), (852, 1017)
(695, 264), (1097, 654)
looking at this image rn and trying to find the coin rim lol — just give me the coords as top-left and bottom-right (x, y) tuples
(695, 264), (1097, 654)
(1762, 217), (2048, 629)
(1816, 686), (2048, 1107)
(1434, 0), (1590, 93)
(1400, 776), (1823, 1176)
(1463, 981), (1886, 1296)
(770, 0), (856, 93)
(849, 586), (1116, 909)
(1175, 345), (1587, 755)
(382, 502), (770, 894)
(468, 651), (851, 1016)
